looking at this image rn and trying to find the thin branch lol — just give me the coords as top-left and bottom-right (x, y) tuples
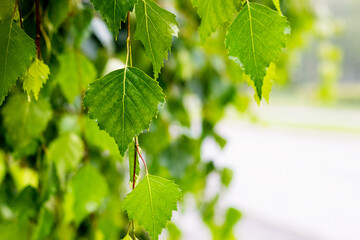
(35, 0), (41, 58)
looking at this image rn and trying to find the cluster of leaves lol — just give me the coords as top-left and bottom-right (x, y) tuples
(0, 0), (303, 239)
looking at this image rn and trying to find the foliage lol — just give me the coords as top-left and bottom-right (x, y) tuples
(0, 0), (333, 239)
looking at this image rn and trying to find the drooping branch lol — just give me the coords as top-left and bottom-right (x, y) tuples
(35, 0), (41, 58)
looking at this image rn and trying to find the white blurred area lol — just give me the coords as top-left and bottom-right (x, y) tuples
(217, 105), (360, 240)
(171, 103), (360, 240)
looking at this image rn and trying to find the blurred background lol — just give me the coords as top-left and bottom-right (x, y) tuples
(0, 0), (359, 239)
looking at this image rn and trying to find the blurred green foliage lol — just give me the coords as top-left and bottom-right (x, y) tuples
(0, 0), (343, 239)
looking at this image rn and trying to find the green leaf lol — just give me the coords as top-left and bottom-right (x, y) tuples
(245, 62), (276, 104)
(55, 50), (97, 103)
(0, 151), (5, 185)
(123, 174), (181, 240)
(122, 234), (135, 240)
(272, 0), (282, 14)
(225, 2), (289, 99)
(84, 67), (165, 156)
(47, 133), (84, 186)
(84, 117), (121, 158)
(128, 140), (140, 186)
(64, 164), (109, 225)
(23, 58), (50, 101)
(89, 0), (135, 37)
(0, 20), (36, 105)
(1, 94), (52, 152)
(48, 0), (69, 30)
(191, 0), (238, 43)
(0, 0), (14, 22)
(135, 0), (179, 79)
(31, 206), (55, 240)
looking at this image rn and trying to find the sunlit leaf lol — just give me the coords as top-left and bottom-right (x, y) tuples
(123, 174), (181, 240)
(225, 2), (289, 99)
(23, 58), (50, 101)
(135, 0), (179, 78)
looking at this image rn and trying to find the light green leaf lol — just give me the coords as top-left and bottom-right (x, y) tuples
(191, 0), (238, 43)
(122, 234), (134, 240)
(272, 0), (282, 14)
(123, 174), (181, 240)
(84, 67), (165, 156)
(128, 140), (140, 186)
(23, 58), (50, 101)
(31, 206), (55, 240)
(84, 117), (121, 158)
(1, 94), (52, 152)
(47, 133), (84, 186)
(56, 50), (97, 103)
(0, 20), (36, 105)
(135, 0), (179, 79)
(245, 62), (276, 104)
(64, 164), (109, 225)
(225, 2), (289, 99)
(89, 0), (135, 37)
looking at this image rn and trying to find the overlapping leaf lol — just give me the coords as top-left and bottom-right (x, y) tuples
(272, 0), (282, 14)
(64, 164), (109, 225)
(0, 20), (36, 105)
(135, 0), (179, 79)
(225, 2), (289, 99)
(1, 94), (52, 153)
(84, 67), (165, 156)
(191, 0), (239, 43)
(47, 133), (84, 186)
(123, 174), (181, 240)
(23, 58), (50, 101)
(55, 51), (97, 103)
(90, 0), (135, 37)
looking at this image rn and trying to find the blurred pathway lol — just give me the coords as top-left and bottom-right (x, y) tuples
(213, 105), (360, 240)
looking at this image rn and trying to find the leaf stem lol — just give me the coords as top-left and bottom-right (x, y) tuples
(136, 144), (148, 174)
(35, 0), (41, 58)
(132, 138), (138, 190)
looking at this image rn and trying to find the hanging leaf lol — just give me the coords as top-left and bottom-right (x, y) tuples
(0, 20), (36, 105)
(135, 0), (179, 79)
(23, 58), (50, 101)
(225, 2), (289, 99)
(191, 0), (239, 43)
(47, 133), (84, 187)
(84, 67), (165, 156)
(89, 0), (135, 37)
(64, 164), (109, 225)
(122, 174), (181, 240)
(128, 140), (140, 187)
(55, 51), (97, 103)
(1, 94), (52, 152)
(272, 0), (282, 14)
(0, 0), (14, 22)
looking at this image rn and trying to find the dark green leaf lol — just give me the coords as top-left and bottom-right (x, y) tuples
(84, 67), (165, 155)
